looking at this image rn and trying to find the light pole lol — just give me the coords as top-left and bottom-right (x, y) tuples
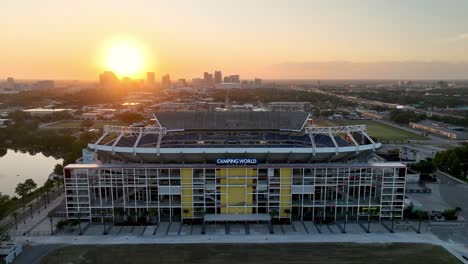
(13, 212), (18, 230)
(50, 217), (53, 236)
(77, 211), (82, 235)
(101, 209), (107, 235)
(343, 210), (348, 233)
(390, 211), (395, 233)
(366, 207), (371, 233)
(417, 211), (423, 234)
(318, 210), (322, 233)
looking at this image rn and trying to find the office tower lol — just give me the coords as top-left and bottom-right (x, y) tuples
(147, 72), (155, 86)
(99, 71), (120, 89)
(161, 74), (171, 89)
(214, 71), (222, 84)
(229, 75), (240, 83)
(204, 72), (213, 86)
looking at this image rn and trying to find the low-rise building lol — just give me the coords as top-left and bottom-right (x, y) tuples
(0, 244), (22, 264)
(268, 102), (312, 112)
(399, 145), (446, 162)
(409, 120), (468, 140)
(23, 108), (72, 116)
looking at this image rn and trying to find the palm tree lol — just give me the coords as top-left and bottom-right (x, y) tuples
(149, 208), (158, 234)
(28, 204), (33, 219)
(283, 209), (291, 221)
(12, 212), (18, 230)
(114, 208), (125, 224)
(455, 207), (462, 217)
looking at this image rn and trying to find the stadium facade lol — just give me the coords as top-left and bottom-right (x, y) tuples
(64, 112), (406, 224)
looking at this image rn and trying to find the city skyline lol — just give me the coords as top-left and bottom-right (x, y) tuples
(2, 0), (468, 80)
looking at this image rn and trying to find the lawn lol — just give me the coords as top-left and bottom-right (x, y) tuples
(41, 120), (127, 130)
(39, 243), (460, 264)
(316, 119), (426, 142)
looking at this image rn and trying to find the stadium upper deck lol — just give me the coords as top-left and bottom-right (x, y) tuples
(88, 112), (381, 163)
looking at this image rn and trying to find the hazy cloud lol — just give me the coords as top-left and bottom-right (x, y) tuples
(265, 61), (468, 80)
(458, 33), (468, 40)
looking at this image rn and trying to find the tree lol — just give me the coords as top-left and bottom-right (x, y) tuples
(23, 179), (37, 195)
(54, 164), (64, 176)
(411, 160), (435, 174)
(80, 119), (94, 128)
(15, 183), (28, 199)
(283, 209), (291, 219)
(115, 112), (145, 124)
(183, 209), (190, 217)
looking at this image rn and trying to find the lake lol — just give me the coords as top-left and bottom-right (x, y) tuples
(0, 149), (63, 197)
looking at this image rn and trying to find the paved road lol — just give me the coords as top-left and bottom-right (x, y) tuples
(13, 244), (64, 264)
(430, 172), (468, 246)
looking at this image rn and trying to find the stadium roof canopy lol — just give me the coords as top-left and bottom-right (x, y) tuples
(154, 111), (310, 131)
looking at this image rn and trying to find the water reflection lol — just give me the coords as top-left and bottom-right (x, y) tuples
(0, 149), (63, 196)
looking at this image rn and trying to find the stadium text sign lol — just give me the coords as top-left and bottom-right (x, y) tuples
(216, 158), (258, 165)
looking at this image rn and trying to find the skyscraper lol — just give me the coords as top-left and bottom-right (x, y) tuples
(147, 72), (155, 86)
(229, 75), (240, 83)
(214, 71), (222, 84)
(161, 74), (171, 89)
(99, 71), (120, 89)
(204, 72), (213, 86)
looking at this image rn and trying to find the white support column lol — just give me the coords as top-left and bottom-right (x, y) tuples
(156, 130), (165, 156)
(112, 132), (125, 154)
(361, 131), (376, 151)
(328, 133), (339, 155)
(307, 133), (316, 155)
(133, 133), (144, 155)
(346, 132), (359, 153)
(94, 131), (109, 152)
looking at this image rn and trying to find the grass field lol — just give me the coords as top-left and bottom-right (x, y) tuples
(39, 243), (460, 264)
(41, 120), (127, 130)
(315, 119), (426, 142)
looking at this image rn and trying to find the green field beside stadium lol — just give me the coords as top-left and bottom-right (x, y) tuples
(317, 119), (426, 142)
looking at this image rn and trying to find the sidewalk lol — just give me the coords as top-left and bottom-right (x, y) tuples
(7, 194), (64, 237)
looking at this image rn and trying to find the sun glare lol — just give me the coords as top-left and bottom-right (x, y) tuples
(105, 41), (144, 78)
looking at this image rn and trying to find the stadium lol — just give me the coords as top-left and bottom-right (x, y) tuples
(64, 112), (406, 224)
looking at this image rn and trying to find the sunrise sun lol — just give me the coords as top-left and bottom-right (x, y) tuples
(105, 41), (144, 77)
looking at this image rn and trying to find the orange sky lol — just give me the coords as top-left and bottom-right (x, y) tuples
(1, 0), (468, 80)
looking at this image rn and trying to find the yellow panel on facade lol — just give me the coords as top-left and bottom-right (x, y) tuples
(280, 168), (292, 218)
(220, 168), (255, 214)
(181, 168), (193, 217)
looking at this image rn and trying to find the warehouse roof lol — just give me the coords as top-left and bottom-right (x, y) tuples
(154, 111), (310, 131)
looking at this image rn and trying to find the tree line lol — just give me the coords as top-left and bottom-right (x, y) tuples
(433, 145), (468, 180)
(389, 109), (468, 127)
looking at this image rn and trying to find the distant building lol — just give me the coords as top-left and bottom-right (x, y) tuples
(399, 145), (446, 163)
(23, 108), (72, 116)
(214, 71), (222, 84)
(204, 72), (213, 86)
(99, 71), (120, 89)
(215, 83), (242, 89)
(409, 120), (468, 140)
(268, 102), (312, 112)
(357, 110), (384, 120)
(254, 78), (262, 87)
(229, 75), (240, 83)
(5, 77), (15, 90)
(191, 78), (204, 88)
(146, 72), (155, 86)
(161, 74), (171, 89)
(175, 79), (187, 88)
(32, 80), (55, 90)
